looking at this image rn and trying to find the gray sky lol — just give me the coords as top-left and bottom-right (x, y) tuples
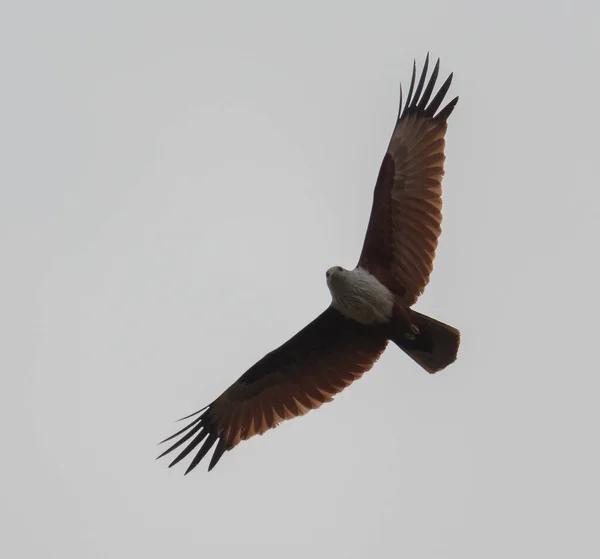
(2, 1), (599, 557)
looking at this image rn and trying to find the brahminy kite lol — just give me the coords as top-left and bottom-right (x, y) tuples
(158, 55), (460, 473)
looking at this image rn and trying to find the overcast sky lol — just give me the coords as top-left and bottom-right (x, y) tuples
(2, 1), (599, 557)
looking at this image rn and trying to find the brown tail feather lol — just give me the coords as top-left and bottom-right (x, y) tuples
(390, 309), (460, 374)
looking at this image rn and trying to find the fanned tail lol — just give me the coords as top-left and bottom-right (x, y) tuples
(391, 310), (460, 373)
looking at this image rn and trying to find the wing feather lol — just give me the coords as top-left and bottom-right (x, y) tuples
(410, 53), (429, 109)
(358, 56), (458, 305)
(158, 307), (387, 473)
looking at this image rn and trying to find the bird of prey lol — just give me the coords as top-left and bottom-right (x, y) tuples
(158, 55), (460, 474)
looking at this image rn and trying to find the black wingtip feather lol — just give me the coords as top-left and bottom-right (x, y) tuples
(409, 53), (429, 110)
(397, 83), (403, 121)
(417, 58), (440, 110)
(168, 428), (209, 468)
(158, 406), (227, 474)
(176, 405), (209, 422)
(208, 439), (228, 472)
(158, 414), (204, 445)
(424, 72), (453, 118)
(399, 56), (457, 123)
(403, 60), (417, 116)
(435, 95), (459, 122)
(156, 422), (204, 460)
(185, 433), (218, 475)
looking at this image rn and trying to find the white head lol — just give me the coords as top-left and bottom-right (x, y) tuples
(325, 265), (395, 324)
(326, 266), (346, 291)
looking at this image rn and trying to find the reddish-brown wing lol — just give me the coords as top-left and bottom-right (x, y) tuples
(158, 307), (388, 473)
(358, 55), (458, 306)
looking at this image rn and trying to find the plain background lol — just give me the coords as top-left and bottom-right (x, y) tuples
(2, 1), (599, 557)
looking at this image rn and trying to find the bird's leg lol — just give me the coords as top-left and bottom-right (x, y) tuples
(393, 302), (420, 341)
(404, 324), (420, 341)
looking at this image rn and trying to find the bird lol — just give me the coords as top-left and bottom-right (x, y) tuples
(158, 54), (460, 474)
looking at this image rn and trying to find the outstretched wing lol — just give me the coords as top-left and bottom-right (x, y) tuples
(358, 55), (458, 306)
(158, 307), (387, 473)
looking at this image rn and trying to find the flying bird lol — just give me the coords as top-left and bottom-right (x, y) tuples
(158, 55), (460, 474)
